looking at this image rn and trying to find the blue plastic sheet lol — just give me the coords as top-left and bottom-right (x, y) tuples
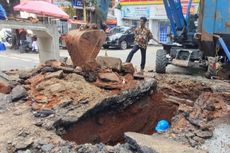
(0, 4), (7, 20)
(0, 42), (6, 51)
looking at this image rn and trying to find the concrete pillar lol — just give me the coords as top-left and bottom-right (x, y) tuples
(33, 25), (60, 63)
(0, 20), (60, 63)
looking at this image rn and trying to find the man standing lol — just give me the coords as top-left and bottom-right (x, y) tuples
(126, 17), (159, 75)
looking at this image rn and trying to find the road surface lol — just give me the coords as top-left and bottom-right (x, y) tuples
(0, 46), (193, 75)
(0, 46), (158, 70)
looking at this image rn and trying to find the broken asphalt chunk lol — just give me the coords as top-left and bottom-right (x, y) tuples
(98, 72), (120, 82)
(11, 85), (27, 102)
(195, 130), (213, 139)
(34, 109), (55, 118)
(96, 56), (122, 71)
(45, 70), (63, 80)
(121, 63), (135, 75)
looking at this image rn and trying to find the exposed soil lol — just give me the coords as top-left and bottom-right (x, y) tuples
(0, 62), (229, 152)
(154, 74), (212, 100)
(0, 82), (11, 94)
(27, 73), (107, 109)
(62, 92), (177, 145)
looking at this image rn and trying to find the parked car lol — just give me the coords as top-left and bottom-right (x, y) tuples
(103, 26), (135, 50)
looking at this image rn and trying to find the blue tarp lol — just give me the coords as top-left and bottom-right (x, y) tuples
(0, 4), (7, 20)
(0, 42), (6, 51)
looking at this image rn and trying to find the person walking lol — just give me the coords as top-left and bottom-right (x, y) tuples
(126, 17), (159, 75)
(32, 35), (38, 53)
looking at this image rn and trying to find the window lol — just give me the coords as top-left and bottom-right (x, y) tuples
(159, 22), (169, 43)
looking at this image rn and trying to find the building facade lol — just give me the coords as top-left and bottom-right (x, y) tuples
(118, 0), (200, 43)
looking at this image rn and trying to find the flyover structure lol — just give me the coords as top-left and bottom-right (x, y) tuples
(0, 20), (60, 63)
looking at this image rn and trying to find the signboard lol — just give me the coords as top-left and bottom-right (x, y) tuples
(72, 0), (83, 7)
(150, 5), (167, 19)
(120, 0), (200, 5)
(182, 3), (199, 14)
(121, 1), (199, 20)
(121, 5), (151, 19)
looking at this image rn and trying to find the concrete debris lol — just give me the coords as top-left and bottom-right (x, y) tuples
(165, 95), (194, 106)
(11, 85), (27, 102)
(81, 60), (101, 82)
(75, 143), (134, 153)
(12, 137), (33, 150)
(124, 132), (206, 153)
(19, 71), (32, 80)
(165, 91), (229, 148)
(0, 60), (229, 152)
(150, 74), (230, 149)
(96, 56), (122, 71)
(0, 93), (12, 104)
(34, 109), (55, 118)
(41, 143), (54, 152)
(121, 63), (135, 75)
(44, 70), (63, 80)
(98, 72), (120, 82)
(40, 66), (56, 74)
(195, 130), (213, 139)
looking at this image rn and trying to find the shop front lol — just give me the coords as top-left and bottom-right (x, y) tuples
(120, 0), (200, 43)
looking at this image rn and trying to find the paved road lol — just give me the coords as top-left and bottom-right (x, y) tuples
(0, 50), (39, 70)
(0, 46), (191, 74)
(0, 46), (158, 71)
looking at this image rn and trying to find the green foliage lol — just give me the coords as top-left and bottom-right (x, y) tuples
(115, 3), (121, 10)
(63, 6), (75, 18)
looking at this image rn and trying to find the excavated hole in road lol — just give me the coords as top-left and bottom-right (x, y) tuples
(60, 92), (178, 145)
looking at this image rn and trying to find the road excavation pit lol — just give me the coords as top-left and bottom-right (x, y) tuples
(60, 92), (178, 145)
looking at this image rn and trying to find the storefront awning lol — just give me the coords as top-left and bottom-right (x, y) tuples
(106, 19), (117, 25)
(68, 19), (86, 25)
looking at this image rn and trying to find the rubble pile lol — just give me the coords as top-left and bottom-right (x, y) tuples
(17, 59), (138, 110)
(0, 58), (158, 152)
(168, 92), (229, 147)
(153, 74), (230, 148)
(0, 60), (229, 152)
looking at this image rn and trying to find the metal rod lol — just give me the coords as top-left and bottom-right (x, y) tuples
(218, 37), (230, 60)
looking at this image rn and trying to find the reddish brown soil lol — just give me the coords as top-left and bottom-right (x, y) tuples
(62, 92), (178, 145)
(0, 82), (11, 94)
(155, 75), (212, 100)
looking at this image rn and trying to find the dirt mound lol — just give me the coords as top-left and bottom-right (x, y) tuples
(19, 60), (139, 110)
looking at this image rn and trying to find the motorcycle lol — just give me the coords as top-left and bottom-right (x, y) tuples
(0, 29), (12, 46)
(19, 40), (32, 53)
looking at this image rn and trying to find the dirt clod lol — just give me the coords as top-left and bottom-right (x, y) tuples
(0, 82), (11, 94)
